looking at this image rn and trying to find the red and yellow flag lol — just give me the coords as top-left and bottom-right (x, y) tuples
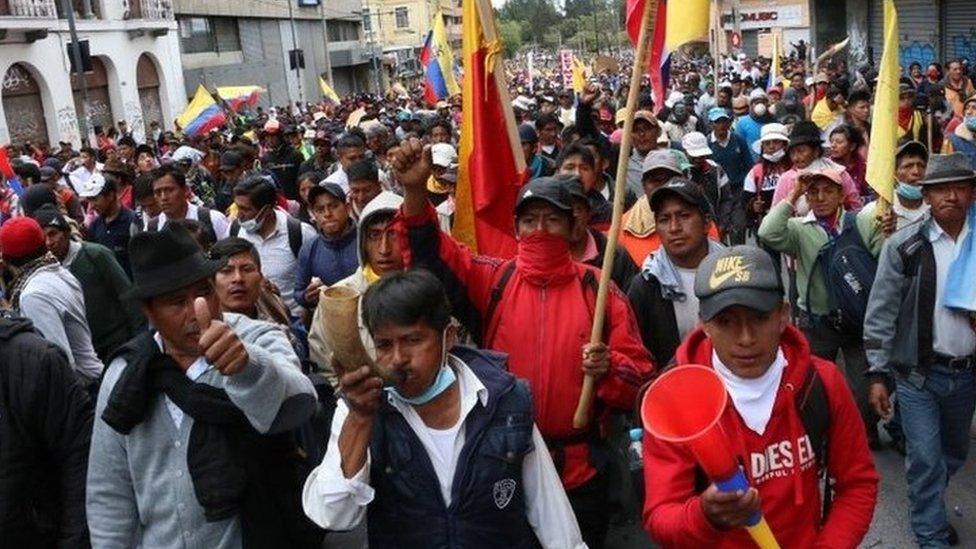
(453, 0), (525, 258)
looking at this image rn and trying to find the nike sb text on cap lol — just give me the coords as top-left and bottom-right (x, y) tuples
(695, 245), (784, 321)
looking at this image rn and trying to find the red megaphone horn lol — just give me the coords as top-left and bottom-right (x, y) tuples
(640, 364), (781, 549)
(640, 364), (737, 479)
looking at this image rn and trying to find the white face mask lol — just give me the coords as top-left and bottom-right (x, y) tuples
(752, 103), (768, 116)
(240, 206), (267, 234)
(762, 149), (786, 162)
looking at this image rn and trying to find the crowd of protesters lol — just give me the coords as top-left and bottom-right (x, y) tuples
(0, 41), (975, 549)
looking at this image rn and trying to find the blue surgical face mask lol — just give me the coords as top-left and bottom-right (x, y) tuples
(384, 328), (456, 406)
(895, 182), (923, 200)
(965, 116), (976, 132)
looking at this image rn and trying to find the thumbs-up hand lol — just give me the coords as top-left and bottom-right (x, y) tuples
(194, 297), (248, 376)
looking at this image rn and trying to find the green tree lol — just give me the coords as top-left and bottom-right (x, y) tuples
(498, 19), (524, 56)
(499, 0), (561, 42)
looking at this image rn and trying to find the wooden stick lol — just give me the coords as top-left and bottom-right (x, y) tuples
(572, 0), (656, 430)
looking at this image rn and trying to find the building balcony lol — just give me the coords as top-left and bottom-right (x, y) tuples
(123, 0), (173, 20)
(0, 0), (58, 17)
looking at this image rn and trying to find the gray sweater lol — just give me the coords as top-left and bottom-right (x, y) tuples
(86, 313), (317, 549)
(18, 264), (103, 382)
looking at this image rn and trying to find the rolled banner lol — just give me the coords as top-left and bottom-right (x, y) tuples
(317, 286), (393, 384)
(641, 365), (781, 549)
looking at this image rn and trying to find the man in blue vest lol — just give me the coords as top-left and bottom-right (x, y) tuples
(302, 269), (584, 548)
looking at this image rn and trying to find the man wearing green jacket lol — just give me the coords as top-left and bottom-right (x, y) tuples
(758, 166), (883, 445)
(33, 205), (144, 362)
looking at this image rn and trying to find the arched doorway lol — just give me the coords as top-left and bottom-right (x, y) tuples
(71, 57), (115, 136)
(136, 54), (163, 137)
(2, 63), (50, 146)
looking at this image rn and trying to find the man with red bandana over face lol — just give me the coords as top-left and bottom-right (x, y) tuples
(389, 137), (656, 549)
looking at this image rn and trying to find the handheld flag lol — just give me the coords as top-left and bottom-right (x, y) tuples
(216, 86), (264, 112)
(571, 56), (587, 94)
(319, 77), (341, 105)
(420, 11), (461, 106)
(865, 0), (899, 204)
(177, 85), (226, 137)
(454, 0), (524, 258)
(768, 34), (781, 91)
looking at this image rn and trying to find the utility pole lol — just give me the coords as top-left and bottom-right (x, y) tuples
(287, 0), (305, 105)
(62, 0), (91, 147)
(361, 0), (382, 93)
(319, 0), (334, 88)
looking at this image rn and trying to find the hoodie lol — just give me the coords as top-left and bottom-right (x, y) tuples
(643, 325), (878, 548)
(307, 191), (404, 387)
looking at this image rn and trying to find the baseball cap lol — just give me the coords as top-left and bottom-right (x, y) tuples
(895, 140), (928, 162)
(681, 132), (712, 158)
(39, 166), (59, 182)
(557, 175), (588, 205)
(615, 108), (629, 125)
(0, 216), (46, 261)
(649, 178), (713, 217)
(814, 72), (830, 85)
(633, 110), (660, 127)
(307, 181), (347, 204)
(431, 143), (458, 168)
(515, 176), (574, 215)
(642, 149), (684, 176)
(798, 167), (844, 187)
(518, 123), (539, 143)
(748, 88), (768, 102)
(77, 173), (109, 198)
(219, 150), (243, 171)
(695, 245), (784, 321)
(707, 107), (732, 122)
(262, 119), (283, 134)
(32, 204), (70, 232)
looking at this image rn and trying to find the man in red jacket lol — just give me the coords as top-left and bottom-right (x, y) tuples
(643, 245), (878, 548)
(390, 137), (656, 549)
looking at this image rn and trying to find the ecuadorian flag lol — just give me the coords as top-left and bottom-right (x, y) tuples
(420, 11), (460, 105)
(216, 86), (264, 112)
(177, 85), (226, 137)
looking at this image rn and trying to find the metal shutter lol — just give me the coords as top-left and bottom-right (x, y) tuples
(869, 0), (939, 66)
(944, 0), (976, 66)
(742, 30), (759, 59)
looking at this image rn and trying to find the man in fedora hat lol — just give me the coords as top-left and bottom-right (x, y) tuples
(865, 152), (976, 547)
(86, 223), (319, 548)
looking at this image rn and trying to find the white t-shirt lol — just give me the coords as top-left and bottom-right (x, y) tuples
(672, 267), (701, 338)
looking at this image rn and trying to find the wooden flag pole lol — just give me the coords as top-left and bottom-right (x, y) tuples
(572, 0), (656, 429)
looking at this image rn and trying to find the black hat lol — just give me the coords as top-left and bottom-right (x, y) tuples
(135, 144), (155, 157)
(31, 204), (70, 232)
(920, 153), (976, 186)
(219, 150), (243, 171)
(124, 223), (227, 300)
(515, 177), (574, 215)
(20, 185), (58, 217)
(788, 121), (823, 149)
(649, 178), (713, 217)
(895, 140), (928, 162)
(557, 175), (588, 205)
(307, 181), (347, 204)
(695, 245), (784, 321)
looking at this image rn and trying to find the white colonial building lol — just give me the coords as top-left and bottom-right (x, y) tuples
(1, 0), (187, 147)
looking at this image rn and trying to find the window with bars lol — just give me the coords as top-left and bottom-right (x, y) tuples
(395, 7), (409, 29)
(178, 16), (240, 54)
(328, 20), (361, 42)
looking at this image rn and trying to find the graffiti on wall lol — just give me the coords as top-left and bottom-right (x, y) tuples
(900, 41), (936, 69)
(950, 28), (976, 65)
(57, 106), (80, 145)
(2, 65), (30, 92)
(848, 25), (869, 71)
(125, 100), (146, 144)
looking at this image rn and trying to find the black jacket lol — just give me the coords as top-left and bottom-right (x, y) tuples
(0, 317), (92, 548)
(625, 271), (682, 367)
(583, 229), (639, 292)
(262, 145), (305, 200)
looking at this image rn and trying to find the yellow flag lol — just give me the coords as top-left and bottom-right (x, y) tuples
(571, 57), (586, 93)
(319, 77), (341, 105)
(176, 85), (223, 136)
(665, 0), (709, 49)
(769, 34), (780, 89)
(865, 0), (899, 203)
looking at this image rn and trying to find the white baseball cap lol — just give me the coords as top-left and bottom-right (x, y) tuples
(431, 143), (458, 168)
(77, 173), (107, 198)
(681, 132), (712, 158)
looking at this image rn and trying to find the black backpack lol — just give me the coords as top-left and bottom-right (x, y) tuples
(146, 207), (218, 244)
(230, 214), (304, 258)
(809, 213), (878, 332)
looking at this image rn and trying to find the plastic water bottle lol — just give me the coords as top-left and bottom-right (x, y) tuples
(628, 428), (644, 472)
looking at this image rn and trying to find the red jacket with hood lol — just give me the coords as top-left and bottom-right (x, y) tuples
(643, 325), (878, 548)
(399, 203), (656, 489)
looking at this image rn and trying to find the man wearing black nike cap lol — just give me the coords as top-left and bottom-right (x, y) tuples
(643, 245), (878, 547)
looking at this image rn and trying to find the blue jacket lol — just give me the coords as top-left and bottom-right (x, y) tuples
(294, 224), (359, 309)
(367, 346), (537, 549)
(734, 115), (768, 161)
(709, 132), (754, 188)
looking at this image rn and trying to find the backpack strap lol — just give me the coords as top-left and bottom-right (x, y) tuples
(286, 215), (303, 258)
(146, 216), (160, 232)
(197, 207), (216, 242)
(795, 365), (832, 520)
(483, 260), (517, 343)
(229, 220), (241, 237)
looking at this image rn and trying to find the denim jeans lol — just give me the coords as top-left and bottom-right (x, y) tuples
(897, 366), (976, 548)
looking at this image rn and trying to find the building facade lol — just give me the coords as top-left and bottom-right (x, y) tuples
(174, 0), (377, 107)
(363, 0), (460, 81)
(1, 0), (186, 147)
